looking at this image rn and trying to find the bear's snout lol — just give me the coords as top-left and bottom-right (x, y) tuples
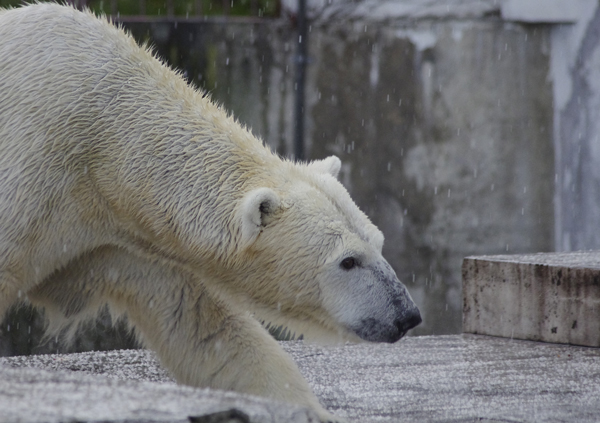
(394, 307), (422, 341)
(344, 261), (422, 343)
(351, 303), (421, 343)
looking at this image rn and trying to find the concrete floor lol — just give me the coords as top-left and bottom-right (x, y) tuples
(1, 334), (599, 422)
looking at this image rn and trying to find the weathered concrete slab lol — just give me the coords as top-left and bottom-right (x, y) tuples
(2, 335), (600, 422)
(463, 251), (600, 347)
(0, 350), (319, 423)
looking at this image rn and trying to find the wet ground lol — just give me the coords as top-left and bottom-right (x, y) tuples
(1, 334), (599, 422)
(289, 335), (600, 422)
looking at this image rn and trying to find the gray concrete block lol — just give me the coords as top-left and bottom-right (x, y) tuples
(463, 251), (600, 346)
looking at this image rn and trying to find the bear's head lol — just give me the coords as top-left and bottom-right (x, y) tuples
(229, 156), (421, 344)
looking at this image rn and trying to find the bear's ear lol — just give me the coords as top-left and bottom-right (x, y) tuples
(309, 156), (341, 179)
(238, 187), (281, 248)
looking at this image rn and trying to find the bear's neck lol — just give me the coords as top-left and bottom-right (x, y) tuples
(85, 73), (281, 266)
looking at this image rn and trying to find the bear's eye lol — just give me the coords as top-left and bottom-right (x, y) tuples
(340, 257), (357, 270)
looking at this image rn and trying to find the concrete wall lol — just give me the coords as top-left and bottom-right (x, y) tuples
(549, 0), (600, 252)
(306, 18), (554, 335)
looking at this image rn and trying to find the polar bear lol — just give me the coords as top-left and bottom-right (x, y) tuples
(0, 4), (421, 421)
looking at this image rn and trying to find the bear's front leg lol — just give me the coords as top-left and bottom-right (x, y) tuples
(28, 246), (341, 422)
(160, 287), (342, 423)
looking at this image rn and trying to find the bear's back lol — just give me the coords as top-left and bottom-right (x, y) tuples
(0, 3), (275, 174)
(0, 4), (179, 135)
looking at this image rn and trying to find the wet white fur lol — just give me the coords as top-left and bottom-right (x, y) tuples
(0, 4), (399, 422)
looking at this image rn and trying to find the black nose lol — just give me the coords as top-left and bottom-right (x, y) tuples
(396, 308), (422, 338)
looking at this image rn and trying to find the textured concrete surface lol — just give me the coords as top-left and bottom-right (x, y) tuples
(315, 0), (501, 21)
(501, 0), (580, 23)
(463, 251), (600, 347)
(551, 0), (600, 252)
(307, 12), (554, 336)
(2, 335), (600, 423)
(282, 0), (502, 20)
(0, 349), (318, 423)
